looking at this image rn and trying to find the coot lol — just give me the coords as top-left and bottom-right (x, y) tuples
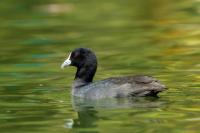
(61, 48), (166, 99)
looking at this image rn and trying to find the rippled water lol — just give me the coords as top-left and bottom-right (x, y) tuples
(0, 0), (200, 133)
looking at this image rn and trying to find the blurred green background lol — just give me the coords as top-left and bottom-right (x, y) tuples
(0, 0), (200, 133)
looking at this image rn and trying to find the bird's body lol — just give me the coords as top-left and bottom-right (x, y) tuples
(72, 75), (165, 99)
(61, 48), (166, 99)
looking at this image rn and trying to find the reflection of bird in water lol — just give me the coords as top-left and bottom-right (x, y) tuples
(65, 96), (166, 130)
(64, 106), (105, 130)
(72, 96), (166, 111)
(74, 108), (100, 128)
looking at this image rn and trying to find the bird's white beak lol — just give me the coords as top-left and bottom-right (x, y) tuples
(61, 53), (72, 69)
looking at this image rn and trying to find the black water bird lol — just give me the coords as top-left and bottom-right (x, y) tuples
(61, 48), (166, 99)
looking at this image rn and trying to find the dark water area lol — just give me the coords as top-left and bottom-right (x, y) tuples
(0, 0), (200, 133)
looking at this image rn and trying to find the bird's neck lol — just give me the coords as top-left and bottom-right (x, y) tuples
(74, 64), (97, 87)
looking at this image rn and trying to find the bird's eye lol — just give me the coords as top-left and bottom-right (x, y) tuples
(72, 52), (80, 59)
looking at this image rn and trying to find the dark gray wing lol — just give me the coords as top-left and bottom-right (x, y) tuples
(104, 75), (167, 96)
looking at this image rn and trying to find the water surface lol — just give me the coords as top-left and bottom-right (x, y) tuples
(0, 0), (200, 133)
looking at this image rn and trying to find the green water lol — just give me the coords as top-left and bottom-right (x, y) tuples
(0, 0), (200, 133)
